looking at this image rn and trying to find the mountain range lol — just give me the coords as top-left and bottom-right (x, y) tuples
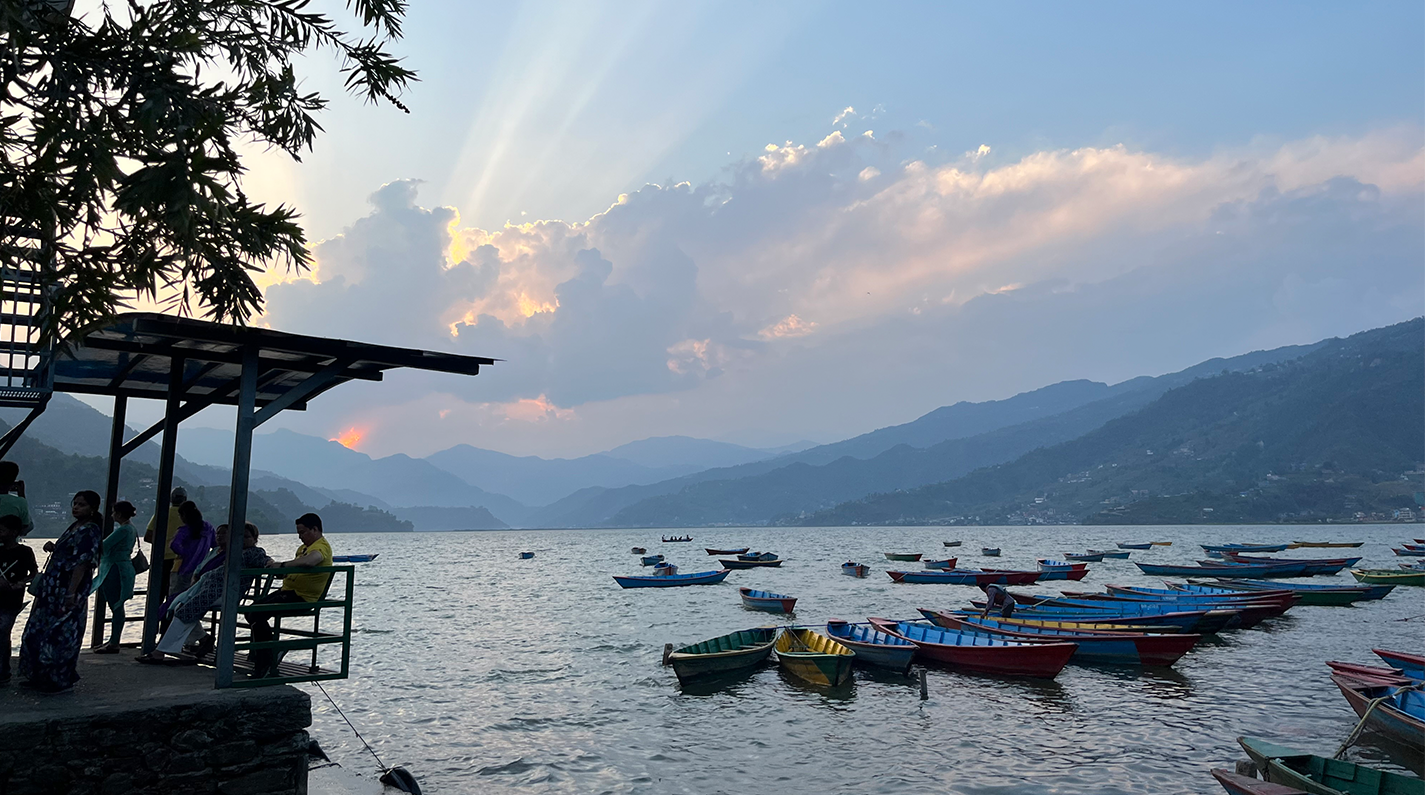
(2, 319), (1417, 531)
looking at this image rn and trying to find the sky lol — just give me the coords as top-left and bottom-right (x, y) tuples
(108, 0), (1425, 459)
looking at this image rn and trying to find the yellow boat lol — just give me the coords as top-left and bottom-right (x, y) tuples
(775, 628), (855, 686)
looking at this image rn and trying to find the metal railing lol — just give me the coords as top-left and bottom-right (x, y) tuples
(223, 564), (355, 688)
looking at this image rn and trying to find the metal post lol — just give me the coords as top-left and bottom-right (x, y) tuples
(140, 357), (184, 653)
(215, 345), (258, 687)
(91, 395), (127, 648)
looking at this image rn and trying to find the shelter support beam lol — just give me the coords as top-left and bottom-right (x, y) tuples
(252, 358), (353, 428)
(91, 395), (127, 648)
(0, 394), (49, 457)
(215, 346), (258, 687)
(140, 357), (185, 653)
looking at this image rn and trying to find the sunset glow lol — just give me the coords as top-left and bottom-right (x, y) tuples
(331, 428), (364, 449)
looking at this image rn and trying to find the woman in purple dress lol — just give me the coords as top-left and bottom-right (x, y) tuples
(170, 501), (215, 595)
(18, 491), (102, 693)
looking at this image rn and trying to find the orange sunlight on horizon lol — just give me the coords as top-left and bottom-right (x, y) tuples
(331, 428), (365, 449)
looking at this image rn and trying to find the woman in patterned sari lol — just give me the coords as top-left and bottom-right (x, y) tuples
(18, 491), (102, 693)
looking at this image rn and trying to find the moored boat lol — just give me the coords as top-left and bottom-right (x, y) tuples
(824, 620), (916, 673)
(888, 569), (1040, 585)
(1135, 561), (1309, 578)
(662, 535), (694, 542)
(1330, 672), (1425, 752)
(924, 611), (1200, 667)
(640, 554), (665, 566)
(1238, 736), (1425, 795)
(1352, 568), (1425, 586)
(943, 541), (963, 547)
(738, 587), (797, 613)
(1289, 541), (1364, 548)
(841, 561), (869, 578)
(1392, 547), (1425, 557)
(332, 553), (379, 563)
(518, 551), (535, 559)
(774, 628), (855, 686)
(1088, 549), (1131, 559)
(613, 569), (731, 588)
(1210, 768), (1309, 795)
(665, 627), (777, 683)
(884, 552), (923, 562)
(1202, 543), (1290, 554)
(631, 547), (646, 554)
(1063, 552), (1105, 562)
(981, 547), (1002, 557)
(705, 547), (749, 556)
(1149, 541), (1172, 546)
(1117, 542), (1154, 550)
(922, 558), (958, 570)
(1025, 562), (1090, 581)
(720, 555), (783, 569)
(1184, 578), (1391, 604)
(1375, 649), (1425, 680)
(868, 618), (1076, 678)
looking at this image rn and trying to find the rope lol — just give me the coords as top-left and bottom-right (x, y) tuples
(314, 681), (390, 773)
(1333, 682), (1424, 759)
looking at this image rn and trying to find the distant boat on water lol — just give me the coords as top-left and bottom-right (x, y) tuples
(981, 548), (1001, 557)
(841, 561), (869, 578)
(943, 541), (962, 547)
(332, 554), (378, 563)
(614, 569), (730, 588)
(1117, 543), (1153, 550)
(705, 547), (749, 556)
(662, 535), (694, 543)
(518, 552), (535, 560)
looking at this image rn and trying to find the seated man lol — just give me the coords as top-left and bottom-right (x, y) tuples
(249, 513), (332, 677)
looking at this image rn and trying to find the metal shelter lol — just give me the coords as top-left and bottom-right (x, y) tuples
(0, 312), (495, 687)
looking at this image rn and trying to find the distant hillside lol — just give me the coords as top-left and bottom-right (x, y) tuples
(789, 319), (1423, 526)
(593, 336), (1329, 528)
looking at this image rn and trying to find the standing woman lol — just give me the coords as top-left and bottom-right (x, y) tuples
(91, 500), (139, 653)
(169, 501), (215, 595)
(18, 490), (103, 693)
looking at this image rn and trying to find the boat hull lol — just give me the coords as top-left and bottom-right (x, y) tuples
(884, 553), (923, 562)
(1117, 543), (1154, 550)
(739, 588), (796, 613)
(1352, 569), (1425, 586)
(775, 629), (855, 686)
(870, 618), (1075, 678)
(824, 621), (916, 673)
(720, 558), (783, 569)
(1374, 649), (1425, 680)
(705, 547), (749, 556)
(614, 570), (731, 588)
(1332, 674), (1425, 752)
(928, 613), (1199, 667)
(889, 569), (1040, 585)
(667, 627), (777, 683)
(1238, 736), (1425, 795)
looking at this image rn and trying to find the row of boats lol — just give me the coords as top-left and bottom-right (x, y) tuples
(664, 574), (1404, 685)
(1212, 648), (1424, 795)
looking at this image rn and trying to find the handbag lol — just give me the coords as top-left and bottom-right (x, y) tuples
(131, 542), (150, 575)
(27, 552), (48, 596)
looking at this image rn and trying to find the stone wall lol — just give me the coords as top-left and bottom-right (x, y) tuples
(0, 685), (312, 795)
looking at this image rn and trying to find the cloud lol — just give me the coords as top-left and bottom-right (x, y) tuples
(832, 106), (856, 127)
(258, 126), (1424, 457)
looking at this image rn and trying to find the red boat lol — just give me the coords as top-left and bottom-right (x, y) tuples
(1325, 660), (1416, 685)
(925, 611), (1201, 667)
(1210, 769), (1307, 795)
(1374, 648), (1425, 679)
(886, 569), (1041, 585)
(868, 617), (1076, 678)
(985, 566), (1089, 582)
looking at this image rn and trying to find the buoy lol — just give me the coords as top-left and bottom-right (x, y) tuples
(380, 766), (422, 794)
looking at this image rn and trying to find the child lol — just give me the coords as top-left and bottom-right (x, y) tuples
(0, 514), (38, 683)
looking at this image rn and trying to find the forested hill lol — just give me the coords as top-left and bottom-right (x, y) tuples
(786, 319), (1424, 526)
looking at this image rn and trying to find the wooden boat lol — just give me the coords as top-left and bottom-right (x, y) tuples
(1392, 547), (1425, 557)
(739, 587), (796, 613)
(518, 551), (535, 559)
(331, 554), (379, 563)
(1331, 673), (1425, 752)
(884, 552), (923, 562)
(1375, 649), (1425, 680)
(1030, 562), (1090, 581)
(640, 554), (665, 566)
(824, 620), (917, 673)
(631, 547), (646, 554)
(1225, 554), (1363, 574)
(1210, 769), (1309, 795)
(943, 541), (963, 547)
(661, 535), (693, 543)
(968, 615), (1176, 634)
(974, 603), (1237, 634)
(1136, 561), (1309, 578)
(981, 548), (1001, 557)
(720, 555), (783, 569)
(922, 557), (958, 570)
(774, 628), (855, 686)
(1202, 543), (1290, 554)
(888, 569), (1040, 585)
(665, 627), (777, 683)
(1406, 543), (1425, 550)
(705, 547), (749, 556)
(986, 566), (1086, 582)
(1176, 580), (1368, 607)
(1117, 542), (1154, 550)
(1327, 661), (1418, 685)
(926, 612), (1200, 667)
(1088, 549), (1131, 559)
(1063, 552), (1105, 562)
(1290, 541), (1364, 548)
(1352, 568), (1425, 586)
(868, 618), (1076, 678)
(841, 561), (869, 578)
(1238, 736), (1425, 795)
(613, 569), (730, 588)
(1149, 541), (1172, 546)
(1203, 578), (1395, 600)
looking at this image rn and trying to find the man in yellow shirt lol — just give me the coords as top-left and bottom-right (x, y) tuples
(145, 487), (186, 600)
(249, 513), (333, 678)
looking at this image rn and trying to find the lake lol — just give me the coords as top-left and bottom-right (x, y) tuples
(274, 524), (1423, 794)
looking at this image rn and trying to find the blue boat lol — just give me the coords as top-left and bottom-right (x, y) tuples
(981, 548), (1002, 557)
(1063, 552), (1105, 562)
(613, 569), (731, 588)
(1117, 542), (1153, 550)
(824, 620), (916, 672)
(332, 554), (379, 563)
(1332, 672), (1425, 752)
(1087, 549), (1130, 559)
(518, 551), (535, 560)
(640, 554), (665, 566)
(1200, 543), (1289, 554)
(1135, 561), (1308, 578)
(924, 612), (1201, 667)
(739, 587), (796, 613)
(841, 561), (870, 578)
(922, 558), (958, 570)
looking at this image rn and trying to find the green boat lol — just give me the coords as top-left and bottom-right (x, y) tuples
(775, 628), (855, 686)
(1351, 569), (1425, 586)
(1238, 737), (1425, 795)
(1187, 579), (1366, 606)
(665, 627), (777, 684)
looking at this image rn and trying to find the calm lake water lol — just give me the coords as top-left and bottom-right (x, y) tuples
(272, 524), (1424, 794)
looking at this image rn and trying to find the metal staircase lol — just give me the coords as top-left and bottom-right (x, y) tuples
(0, 219), (56, 453)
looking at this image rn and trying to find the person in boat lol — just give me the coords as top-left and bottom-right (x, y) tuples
(170, 501), (216, 595)
(249, 513), (332, 678)
(90, 500), (139, 653)
(0, 514), (38, 684)
(0, 462), (34, 536)
(980, 583), (1017, 619)
(17, 491), (102, 694)
(138, 522), (271, 664)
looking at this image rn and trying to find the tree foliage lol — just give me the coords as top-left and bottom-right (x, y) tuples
(0, 0), (415, 340)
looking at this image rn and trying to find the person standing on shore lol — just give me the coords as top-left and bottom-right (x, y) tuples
(0, 462), (33, 537)
(169, 501), (215, 596)
(18, 491), (103, 694)
(146, 487), (186, 602)
(0, 515), (38, 684)
(91, 501), (139, 654)
(249, 513), (332, 678)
